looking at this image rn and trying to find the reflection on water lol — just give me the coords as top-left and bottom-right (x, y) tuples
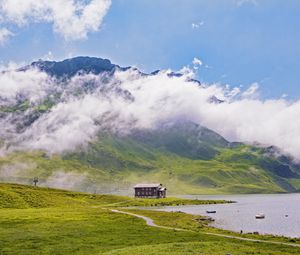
(155, 193), (300, 237)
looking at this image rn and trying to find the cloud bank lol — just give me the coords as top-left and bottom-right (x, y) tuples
(1, 65), (300, 161)
(0, 0), (111, 40)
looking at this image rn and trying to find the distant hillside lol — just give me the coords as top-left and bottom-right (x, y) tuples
(64, 122), (300, 194)
(1, 122), (299, 195)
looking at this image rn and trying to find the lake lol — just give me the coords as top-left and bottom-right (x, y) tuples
(155, 193), (300, 238)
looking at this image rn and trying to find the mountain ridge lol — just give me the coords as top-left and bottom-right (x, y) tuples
(20, 56), (131, 78)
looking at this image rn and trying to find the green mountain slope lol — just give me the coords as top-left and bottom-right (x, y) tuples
(64, 122), (300, 194)
(1, 122), (299, 195)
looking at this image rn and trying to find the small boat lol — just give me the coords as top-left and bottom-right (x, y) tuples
(255, 213), (265, 219)
(206, 210), (216, 214)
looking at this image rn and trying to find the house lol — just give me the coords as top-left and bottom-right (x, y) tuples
(134, 183), (167, 198)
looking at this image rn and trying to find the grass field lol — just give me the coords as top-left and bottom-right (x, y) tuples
(0, 183), (299, 255)
(0, 183), (228, 209)
(104, 241), (300, 255)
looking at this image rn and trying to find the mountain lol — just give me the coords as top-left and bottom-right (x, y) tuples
(20, 56), (131, 78)
(0, 56), (300, 195)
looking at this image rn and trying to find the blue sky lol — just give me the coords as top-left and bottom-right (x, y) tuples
(1, 0), (300, 99)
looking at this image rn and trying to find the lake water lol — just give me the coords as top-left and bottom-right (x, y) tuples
(155, 193), (300, 238)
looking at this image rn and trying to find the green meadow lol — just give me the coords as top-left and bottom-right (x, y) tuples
(0, 183), (299, 255)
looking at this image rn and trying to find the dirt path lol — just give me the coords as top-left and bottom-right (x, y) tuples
(110, 209), (300, 248)
(110, 209), (190, 231)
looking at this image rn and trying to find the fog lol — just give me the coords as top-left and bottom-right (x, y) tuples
(1, 65), (300, 161)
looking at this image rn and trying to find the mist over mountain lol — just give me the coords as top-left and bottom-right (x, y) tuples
(0, 56), (300, 194)
(0, 56), (204, 154)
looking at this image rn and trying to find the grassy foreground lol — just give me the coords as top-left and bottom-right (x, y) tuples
(104, 241), (298, 255)
(0, 183), (299, 255)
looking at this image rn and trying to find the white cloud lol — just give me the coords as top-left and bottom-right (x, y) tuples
(227, 86), (241, 98)
(191, 21), (204, 29)
(0, 61), (24, 71)
(42, 51), (54, 61)
(0, 0), (111, 40)
(192, 57), (203, 69)
(19, 94), (110, 154)
(191, 23), (198, 29)
(0, 67), (54, 105)
(44, 170), (87, 190)
(178, 66), (195, 78)
(2, 67), (300, 162)
(0, 27), (13, 43)
(241, 82), (259, 99)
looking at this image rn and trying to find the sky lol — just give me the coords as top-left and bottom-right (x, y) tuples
(0, 0), (300, 99)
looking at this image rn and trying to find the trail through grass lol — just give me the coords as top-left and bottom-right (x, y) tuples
(0, 183), (299, 255)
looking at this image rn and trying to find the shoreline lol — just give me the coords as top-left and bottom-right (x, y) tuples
(141, 194), (300, 239)
(120, 207), (300, 245)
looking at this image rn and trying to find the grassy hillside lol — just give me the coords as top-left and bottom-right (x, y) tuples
(0, 183), (228, 209)
(65, 123), (300, 194)
(1, 142), (300, 195)
(0, 184), (299, 255)
(1, 123), (300, 195)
